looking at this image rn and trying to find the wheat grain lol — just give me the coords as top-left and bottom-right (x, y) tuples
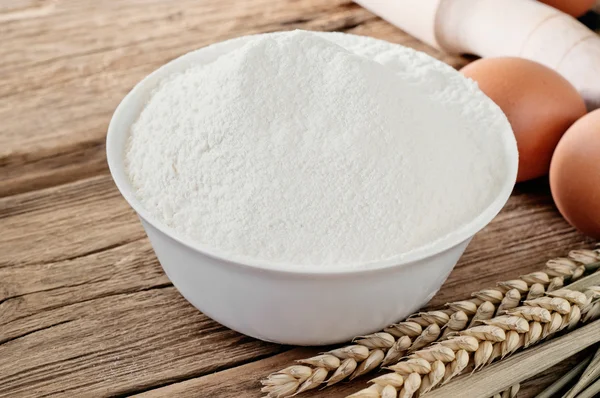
(541, 312), (563, 338)
(381, 385), (397, 398)
(506, 306), (551, 322)
(354, 333), (396, 349)
(446, 300), (479, 315)
(407, 324), (440, 353)
(260, 369), (313, 397)
(329, 345), (370, 361)
(261, 249), (600, 397)
(584, 291), (598, 307)
(410, 345), (455, 362)
(416, 311), (451, 327)
(547, 276), (564, 291)
(547, 289), (589, 307)
(460, 325), (505, 342)
(497, 279), (529, 294)
(325, 358), (357, 386)
(406, 316), (433, 328)
(500, 384), (519, 398)
(497, 289), (521, 314)
(545, 260), (577, 276)
(572, 265), (586, 279)
(569, 249), (600, 264)
(282, 365), (313, 381)
(419, 360), (445, 394)
(442, 310), (469, 337)
(472, 289), (504, 304)
(261, 381), (300, 398)
(261, 373), (297, 387)
(442, 349), (469, 384)
(587, 286), (600, 298)
(491, 384), (520, 398)
(388, 358), (431, 375)
(298, 354), (340, 370)
(384, 321), (422, 338)
(483, 316), (529, 333)
(520, 272), (550, 285)
(347, 384), (382, 398)
(473, 340), (493, 371)
(525, 283), (545, 300)
(500, 330), (520, 358)
(523, 321), (542, 348)
(382, 335), (411, 366)
(563, 304), (581, 331)
(351, 349), (385, 380)
(583, 301), (600, 323)
(370, 373), (404, 388)
(469, 301), (495, 327)
(398, 373), (420, 398)
(346, 284), (600, 398)
(487, 342), (503, 365)
(295, 367), (327, 395)
(523, 297), (571, 314)
(438, 335), (479, 351)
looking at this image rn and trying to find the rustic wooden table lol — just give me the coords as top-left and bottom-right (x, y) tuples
(1, 1), (599, 397)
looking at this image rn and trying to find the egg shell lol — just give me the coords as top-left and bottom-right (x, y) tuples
(538, 0), (596, 17)
(550, 109), (600, 239)
(461, 57), (587, 182)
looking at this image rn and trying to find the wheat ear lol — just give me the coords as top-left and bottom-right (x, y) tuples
(491, 384), (519, 398)
(347, 281), (600, 398)
(260, 247), (600, 398)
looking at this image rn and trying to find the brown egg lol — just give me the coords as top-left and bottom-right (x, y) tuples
(550, 109), (600, 239)
(539, 0), (596, 17)
(461, 57), (586, 182)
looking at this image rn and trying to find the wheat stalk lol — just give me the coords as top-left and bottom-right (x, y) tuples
(260, 248), (600, 398)
(347, 281), (600, 398)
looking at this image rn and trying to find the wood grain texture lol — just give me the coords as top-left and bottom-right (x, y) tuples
(0, 285), (287, 397)
(0, 175), (145, 267)
(0, 164), (594, 397)
(0, 0), (597, 397)
(131, 347), (600, 398)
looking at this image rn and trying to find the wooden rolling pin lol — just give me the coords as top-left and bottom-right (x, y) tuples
(355, 0), (600, 110)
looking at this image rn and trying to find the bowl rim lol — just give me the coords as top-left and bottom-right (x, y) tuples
(106, 32), (519, 276)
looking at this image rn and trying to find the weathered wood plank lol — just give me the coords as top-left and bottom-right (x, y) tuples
(134, 348), (327, 398)
(0, 173), (287, 394)
(0, 169), (593, 397)
(0, 239), (164, 340)
(1, 1), (597, 397)
(0, 140), (108, 197)
(132, 344), (596, 398)
(0, 286), (287, 397)
(0, 175), (145, 267)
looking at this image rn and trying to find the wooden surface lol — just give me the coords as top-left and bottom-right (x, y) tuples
(1, 1), (598, 397)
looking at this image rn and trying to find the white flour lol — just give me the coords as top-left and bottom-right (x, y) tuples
(126, 30), (512, 269)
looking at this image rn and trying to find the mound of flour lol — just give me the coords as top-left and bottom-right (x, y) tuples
(126, 30), (512, 269)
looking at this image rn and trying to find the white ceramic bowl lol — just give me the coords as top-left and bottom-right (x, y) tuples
(107, 33), (518, 345)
